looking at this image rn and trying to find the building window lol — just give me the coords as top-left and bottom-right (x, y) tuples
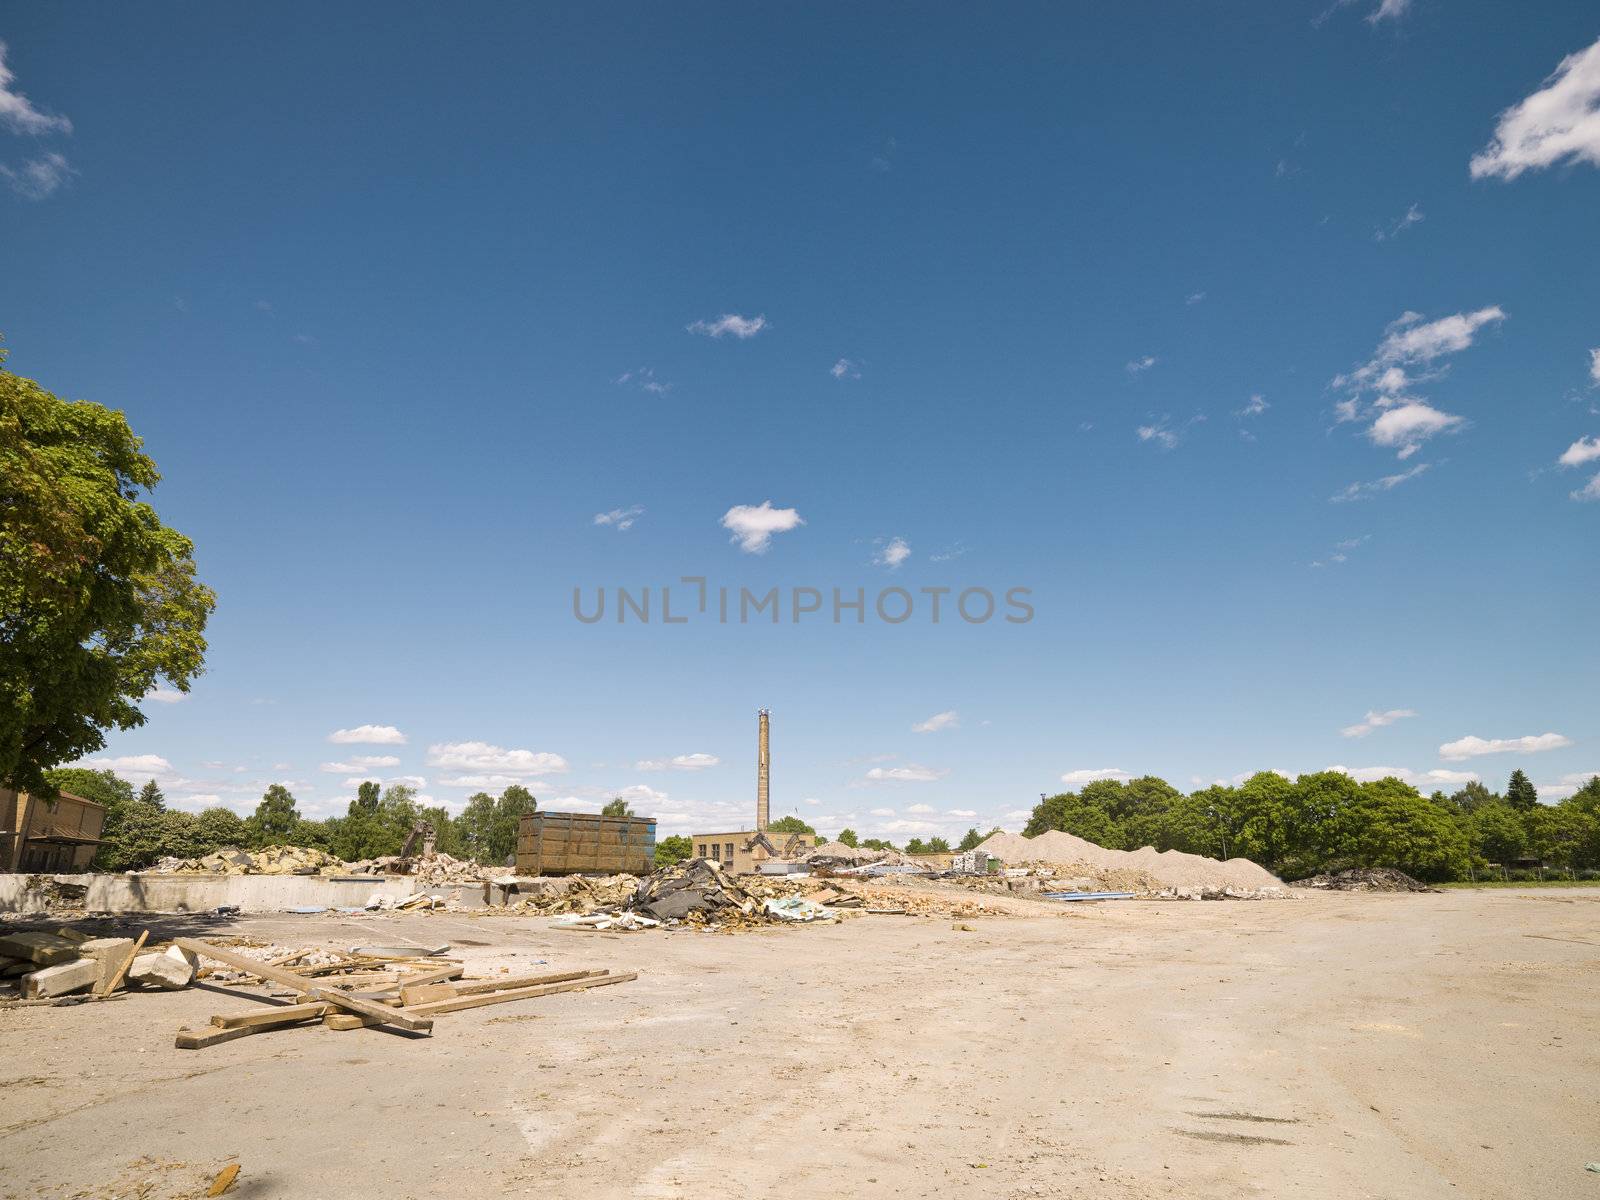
(725, 843), (734, 862)
(697, 844), (706, 858)
(710, 844), (720, 860)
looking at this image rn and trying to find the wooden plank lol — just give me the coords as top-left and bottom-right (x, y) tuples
(323, 971), (635, 1030)
(309, 985), (433, 1032)
(450, 969), (606, 997)
(96, 928), (148, 997)
(174, 938), (320, 994)
(399, 981), (456, 1006)
(176, 1023), (279, 1049)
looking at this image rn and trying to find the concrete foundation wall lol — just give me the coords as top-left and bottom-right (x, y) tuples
(0, 873), (489, 915)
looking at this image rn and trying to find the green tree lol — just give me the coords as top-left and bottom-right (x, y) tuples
(1342, 778), (1470, 881)
(1025, 791), (1122, 848)
(1447, 780), (1497, 815)
(0, 347), (214, 797)
(601, 797), (634, 818)
(192, 806), (248, 852)
(1233, 771), (1295, 870)
(905, 838), (929, 855)
(43, 766), (135, 811)
(860, 838), (896, 851)
(248, 784), (300, 846)
(355, 780), (381, 810)
(957, 826), (983, 851)
(926, 836), (952, 853)
(654, 834), (693, 868)
(137, 778), (166, 810)
(1469, 802), (1527, 868)
(836, 828), (859, 848)
(767, 815), (815, 836)
(1506, 770), (1538, 812)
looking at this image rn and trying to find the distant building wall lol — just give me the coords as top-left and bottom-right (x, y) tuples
(689, 829), (815, 874)
(0, 787), (105, 872)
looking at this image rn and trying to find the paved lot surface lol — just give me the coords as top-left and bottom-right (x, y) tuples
(2, 888), (1595, 1199)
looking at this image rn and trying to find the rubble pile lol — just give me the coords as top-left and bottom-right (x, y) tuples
(975, 830), (1288, 898)
(150, 845), (350, 876)
(630, 858), (764, 921)
(1294, 867), (1438, 893)
(342, 852), (492, 884)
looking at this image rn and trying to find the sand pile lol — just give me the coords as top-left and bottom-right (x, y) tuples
(975, 830), (1285, 894)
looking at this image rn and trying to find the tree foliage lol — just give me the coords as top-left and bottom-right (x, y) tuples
(654, 834), (693, 868)
(1, 348), (215, 796)
(767, 815), (815, 836)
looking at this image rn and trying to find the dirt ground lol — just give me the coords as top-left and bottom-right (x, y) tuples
(2, 888), (1595, 1199)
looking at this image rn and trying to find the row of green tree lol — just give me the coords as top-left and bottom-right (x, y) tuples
(1015, 769), (1600, 881)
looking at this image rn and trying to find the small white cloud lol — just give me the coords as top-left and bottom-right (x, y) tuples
(720, 501), (804, 554)
(1367, 0), (1411, 23)
(320, 755), (401, 774)
(594, 505), (644, 531)
(912, 710), (959, 734)
(635, 753), (721, 772)
(1557, 436), (1600, 468)
(688, 313), (767, 339)
(1137, 419), (1180, 450)
(948, 809), (978, 818)
(1060, 768), (1131, 786)
(1, 151), (74, 200)
(71, 754), (174, 780)
(1186, 291), (1207, 305)
(873, 536), (911, 569)
(1126, 355), (1158, 375)
(1340, 708), (1417, 738)
(1374, 203), (1424, 242)
(830, 357), (860, 380)
(1237, 394), (1269, 418)
(0, 42), (72, 134)
(906, 803), (936, 814)
(1367, 402), (1466, 458)
(929, 541), (970, 562)
(869, 807), (896, 817)
(1330, 462), (1431, 502)
(1538, 771), (1600, 801)
(1572, 472), (1600, 502)
(615, 367), (671, 395)
(144, 686), (187, 705)
(864, 765), (949, 783)
(1471, 37), (1600, 181)
(1590, 348), (1600, 385)
(1438, 732), (1572, 761)
(426, 741), (570, 774)
(328, 724), (407, 745)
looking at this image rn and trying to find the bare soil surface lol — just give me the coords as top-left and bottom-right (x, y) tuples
(2, 888), (1595, 1199)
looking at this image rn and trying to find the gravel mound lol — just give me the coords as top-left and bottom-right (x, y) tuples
(975, 830), (1285, 893)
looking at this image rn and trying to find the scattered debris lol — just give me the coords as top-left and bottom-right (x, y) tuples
(1294, 867), (1438, 893)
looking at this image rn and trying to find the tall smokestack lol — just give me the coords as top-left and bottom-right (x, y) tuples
(756, 708), (770, 831)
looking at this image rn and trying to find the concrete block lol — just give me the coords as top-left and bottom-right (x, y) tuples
(0, 931), (80, 966)
(77, 936), (135, 992)
(128, 945), (197, 990)
(21, 957), (98, 998)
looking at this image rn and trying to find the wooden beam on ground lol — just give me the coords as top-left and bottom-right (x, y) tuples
(173, 939), (321, 994)
(400, 968), (605, 1006)
(96, 928), (148, 997)
(323, 971), (636, 1030)
(309, 986), (433, 1033)
(176, 1023), (287, 1049)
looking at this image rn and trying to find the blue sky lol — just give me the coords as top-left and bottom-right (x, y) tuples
(2, 2), (1597, 839)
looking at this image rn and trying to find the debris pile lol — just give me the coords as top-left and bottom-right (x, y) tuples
(150, 845), (350, 876)
(631, 858), (763, 921)
(343, 852), (493, 884)
(1294, 867), (1438, 893)
(974, 830), (1288, 897)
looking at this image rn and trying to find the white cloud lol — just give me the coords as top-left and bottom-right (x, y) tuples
(1326, 765), (1479, 788)
(614, 367), (671, 395)
(0, 42), (71, 134)
(1186, 291), (1207, 305)
(1126, 355), (1158, 375)
(71, 754), (174, 781)
(830, 358), (860, 380)
(873, 536), (911, 569)
(864, 765), (949, 783)
(1367, 0), (1411, 22)
(1331, 462), (1431, 502)
(612, 784), (669, 807)
(948, 809), (978, 818)
(594, 505), (644, 531)
(1471, 37), (1600, 181)
(1237, 394), (1269, 418)
(1572, 472), (1600, 502)
(1340, 708), (1417, 738)
(906, 803), (936, 814)
(1060, 768), (1131, 786)
(1367, 402), (1466, 458)
(929, 541), (970, 562)
(1374, 203), (1424, 242)
(1136, 420), (1180, 450)
(1558, 436), (1600, 468)
(328, 724), (407, 745)
(144, 686), (187, 705)
(1438, 732), (1573, 761)
(720, 501), (804, 554)
(436, 774), (542, 791)
(1591, 348), (1600, 385)
(1, 151), (74, 200)
(426, 741), (570, 775)
(320, 755), (401, 774)
(912, 710), (959, 734)
(342, 774), (426, 791)
(687, 313), (767, 339)
(869, 807), (896, 817)
(634, 753), (721, 772)
(1374, 308), (1505, 368)
(1538, 771), (1600, 801)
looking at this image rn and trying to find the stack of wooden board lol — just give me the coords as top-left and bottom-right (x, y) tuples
(172, 938), (636, 1049)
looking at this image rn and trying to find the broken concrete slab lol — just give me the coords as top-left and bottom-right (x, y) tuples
(22, 957), (98, 999)
(77, 937), (136, 993)
(0, 931), (82, 966)
(128, 945), (197, 990)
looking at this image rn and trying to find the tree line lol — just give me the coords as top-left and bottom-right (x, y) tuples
(1015, 769), (1600, 881)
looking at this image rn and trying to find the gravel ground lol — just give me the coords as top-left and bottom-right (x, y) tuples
(1, 888), (1595, 1199)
